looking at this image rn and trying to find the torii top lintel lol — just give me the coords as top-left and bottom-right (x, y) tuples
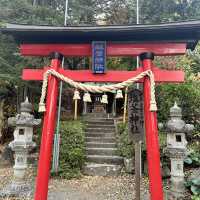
(1, 20), (200, 57)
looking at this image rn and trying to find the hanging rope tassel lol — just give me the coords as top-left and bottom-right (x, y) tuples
(148, 71), (157, 112)
(150, 100), (157, 112)
(38, 71), (50, 112)
(115, 89), (123, 99)
(38, 69), (157, 112)
(38, 103), (46, 112)
(101, 93), (108, 104)
(73, 89), (81, 100)
(83, 92), (92, 102)
(73, 89), (80, 120)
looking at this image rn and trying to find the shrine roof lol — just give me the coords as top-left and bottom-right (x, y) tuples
(1, 20), (200, 49)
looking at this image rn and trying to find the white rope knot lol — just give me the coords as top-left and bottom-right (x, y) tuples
(38, 68), (157, 113)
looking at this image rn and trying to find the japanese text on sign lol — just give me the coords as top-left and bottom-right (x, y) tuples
(92, 41), (106, 74)
(128, 89), (144, 135)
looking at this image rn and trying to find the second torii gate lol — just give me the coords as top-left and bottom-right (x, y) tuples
(2, 21), (200, 200)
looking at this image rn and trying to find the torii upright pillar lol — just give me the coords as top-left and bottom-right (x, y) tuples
(34, 52), (63, 200)
(141, 52), (163, 200)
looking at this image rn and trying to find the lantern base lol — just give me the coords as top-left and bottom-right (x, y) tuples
(0, 180), (33, 198)
(165, 189), (186, 200)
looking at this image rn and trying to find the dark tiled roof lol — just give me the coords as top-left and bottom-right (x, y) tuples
(1, 20), (200, 49)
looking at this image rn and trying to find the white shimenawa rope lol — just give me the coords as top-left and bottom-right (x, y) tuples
(38, 69), (157, 112)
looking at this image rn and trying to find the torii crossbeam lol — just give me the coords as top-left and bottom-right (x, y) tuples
(23, 65), (184, 83)
(1, 20), (200, 200)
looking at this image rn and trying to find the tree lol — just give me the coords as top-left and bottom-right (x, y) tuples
(100, 0), (137, 24)
(139, 0), (200, 23)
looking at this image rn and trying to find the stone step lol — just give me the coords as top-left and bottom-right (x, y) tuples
(86, 155), (123, 165)
(83, 163), (122, 176)
(86, 126), (115, 131)
(84, 113), (108, 118)
(85, 133), (115, 138)
(85, 120), (114, 125)
(86, 148), (118, 156)
(86, 128), (115, 133)
(85, 118), (114, 122)
(86, 137), (116, 143)
(86, 142), (116, 148)
(86, 124), (115, 129)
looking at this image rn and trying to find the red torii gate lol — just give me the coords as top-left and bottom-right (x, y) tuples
(2, 21), (200, 200)
(22, 44), (184, 200)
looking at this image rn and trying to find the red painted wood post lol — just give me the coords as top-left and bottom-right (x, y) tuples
(34, 52), (63, 200)
(140, 52), (164, 200)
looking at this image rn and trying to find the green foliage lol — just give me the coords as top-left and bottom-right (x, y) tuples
(158, 131), (167, 149)
(156, 82), (200, 126)
(192, 195), (200, 200)
(53, 120), (86, 179)
(0, 0), (64, 25)
(186, 178), (200, 196)
(184, 149), (200, 167)
(140, 0), (200, 23)
(188, 44), (200, 74)
(117, 122), (134, 159)
(107, 57), (137, 71)
(0, 0), (200, 102)
(117, 121), (169, 173)
(117, 122), (127, 135)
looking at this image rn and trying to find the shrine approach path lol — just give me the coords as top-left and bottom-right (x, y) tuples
(48, 175), (149, 200)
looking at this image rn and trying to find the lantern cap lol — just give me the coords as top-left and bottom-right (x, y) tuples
(20, 97), (32, 113)
(170, 102), (182, 117)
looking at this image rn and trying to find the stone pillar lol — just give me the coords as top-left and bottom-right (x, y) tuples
(112, 96), (116, 117)
(0, 100), (5, 140)
(166, 102), (194, 200)
(83, 101), (87, 115)
(0, 97), (41, 198)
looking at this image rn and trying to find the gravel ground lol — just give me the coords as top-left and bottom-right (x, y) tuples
(0, 165), (193, 200)
(0, 166), (149, 200)
(48, 174), (149, 200)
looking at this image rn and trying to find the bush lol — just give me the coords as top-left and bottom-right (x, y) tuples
(192, 195), (200, 200)
(117, 122), (134, 159)
(185, 178), (200, 197)
(184, 147), (200, 167)
(117, 122), (169, 165)
(156, 82), (200, 127)
(117, 122), (128, 135)
(52, 120), (86, 179)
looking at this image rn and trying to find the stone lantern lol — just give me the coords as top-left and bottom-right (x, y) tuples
(166, 102), (194, 200)
(0, 97), (41, 197)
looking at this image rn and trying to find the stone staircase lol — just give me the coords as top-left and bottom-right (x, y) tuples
(83, 114), (123, 176)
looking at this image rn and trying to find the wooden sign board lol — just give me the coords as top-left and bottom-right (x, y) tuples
(92, 41), (106, 74)
(128, 88), (144, 140)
